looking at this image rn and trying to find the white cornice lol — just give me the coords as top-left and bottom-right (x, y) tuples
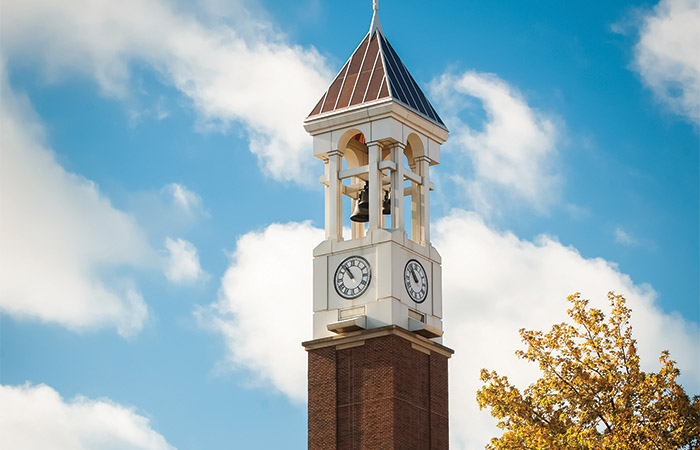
(303, 99), (449, 144)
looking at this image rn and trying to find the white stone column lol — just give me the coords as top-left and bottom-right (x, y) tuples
(389, 142), (405, 231)
(327, 150), (343, 241)
(415, 156), (430, 245)
(367, 141), (382, 230)
(323, 156), (331, 238)
(409, 160), (419, 243)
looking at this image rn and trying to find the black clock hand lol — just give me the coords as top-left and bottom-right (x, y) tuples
(410, 267), (418, 283)
(345, 264), (356, 281)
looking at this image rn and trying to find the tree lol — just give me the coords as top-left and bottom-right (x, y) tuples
(477, 292), (700, 450)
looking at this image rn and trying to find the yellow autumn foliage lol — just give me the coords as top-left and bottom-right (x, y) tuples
(477, 292), (699, 450)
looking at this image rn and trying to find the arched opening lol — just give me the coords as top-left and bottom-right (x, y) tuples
(403, 134), (427, 245)
(323, 130), (430, 244)
(340, 132), (369, 240)
(406, 133), (425, 161)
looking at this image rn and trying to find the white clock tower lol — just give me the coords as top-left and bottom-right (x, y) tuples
(303, 5), (453, 448)
(304, 2), (449, 343)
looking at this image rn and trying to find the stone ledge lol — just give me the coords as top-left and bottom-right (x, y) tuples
(303, 324), (454, 358)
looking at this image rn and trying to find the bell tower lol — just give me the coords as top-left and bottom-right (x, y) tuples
(303, 3), (453, 449)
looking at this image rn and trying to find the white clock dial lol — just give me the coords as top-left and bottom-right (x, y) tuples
(404, 259), (428, 303)
(334, 256), (371, 299)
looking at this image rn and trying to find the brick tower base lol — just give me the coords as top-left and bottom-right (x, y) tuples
(303, 326), (453, 450)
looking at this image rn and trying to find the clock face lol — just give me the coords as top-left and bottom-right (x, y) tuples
(404, 259), (428, 303)
(334, 256), (371, 299)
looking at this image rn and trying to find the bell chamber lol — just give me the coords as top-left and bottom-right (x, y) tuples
(350, 183), (370, 223)
(350, 182), (391, 223)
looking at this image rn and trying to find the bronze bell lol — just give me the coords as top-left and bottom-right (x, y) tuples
(382, 190), (391, 215)
(350, 183), (370, 223)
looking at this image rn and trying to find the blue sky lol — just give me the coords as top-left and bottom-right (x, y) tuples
(0, 0), (698, 449)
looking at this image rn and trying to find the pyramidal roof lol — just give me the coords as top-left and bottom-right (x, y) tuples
(306, 5), (446, 129)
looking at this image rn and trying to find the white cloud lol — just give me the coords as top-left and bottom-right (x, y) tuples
(0, 68), (153, 337)
(199, 222), (323, 402)
(434, 211), (698, 449)
(0, 0), (332, 184)
(161, 183), (205, 218)
(614, 226), (640, 246)
(127, 183), (208, 239)
(127, 97), (170, 127)
(430, 71), (561, 215)
(634, 0), (700, 125)
(0, 383), (174, 450)
(202, 216), (699, 449)
(164, 237), (206, 284)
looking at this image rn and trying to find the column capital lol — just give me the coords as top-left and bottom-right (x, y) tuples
(327, 149), (344, 157)
(388, 141), (406, 151)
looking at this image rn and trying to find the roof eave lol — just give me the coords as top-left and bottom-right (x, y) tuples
(304, 98), (449, 144)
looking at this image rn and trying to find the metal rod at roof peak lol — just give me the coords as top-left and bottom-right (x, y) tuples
(370, 0), (382, 33)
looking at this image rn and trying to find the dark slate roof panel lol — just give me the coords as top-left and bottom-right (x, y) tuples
(378, 33), (444, 126)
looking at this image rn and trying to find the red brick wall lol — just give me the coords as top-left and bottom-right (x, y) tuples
(429, 353), (449, 450)
(307, 332), (450, 450)
(308, 346), (337, 450)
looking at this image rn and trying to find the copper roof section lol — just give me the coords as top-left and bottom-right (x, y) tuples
(307, 12), (446, 129)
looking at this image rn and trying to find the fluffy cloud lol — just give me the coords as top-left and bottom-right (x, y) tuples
(199, 222), (323, 402)
(162, 184), (205, 218)
(164, 237), (206, 284)
(0, 0), (331, 183)
(0, 72), (154, 336)
(434, 210), (698, 449)
(203, 217), (698, 449)
(430, 71), (561, 215)
(634, 0), (700, 125)
(0, 383), (174, 450)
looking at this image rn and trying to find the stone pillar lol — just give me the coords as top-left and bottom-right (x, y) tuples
(390, 142), (405, 232)
(415, 156), (431, 245)
(326, 150), (343, 241)
(367, 141), (382, 231)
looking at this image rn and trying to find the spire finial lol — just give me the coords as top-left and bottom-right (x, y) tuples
(370, 0), (382, 33)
